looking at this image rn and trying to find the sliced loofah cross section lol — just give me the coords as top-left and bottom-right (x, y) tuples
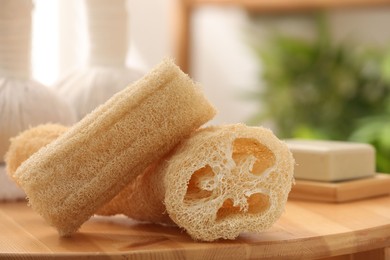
(163, 124), (295, 241)
(99, 124), (295, 241)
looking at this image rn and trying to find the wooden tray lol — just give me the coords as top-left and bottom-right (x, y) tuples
(289, 173), (390, 203)
(1, 196), (390, 259)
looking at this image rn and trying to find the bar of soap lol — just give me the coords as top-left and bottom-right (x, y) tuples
(286, 140), (375, 181)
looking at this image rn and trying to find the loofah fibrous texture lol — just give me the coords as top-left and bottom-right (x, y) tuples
(97, 161), (175, 225)
(5, 124), (68, 179)
(12, 59), (216, 236)
(99, 124), (295, 241)
(2, 124), (66, 202)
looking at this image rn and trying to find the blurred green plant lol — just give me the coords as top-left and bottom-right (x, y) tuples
(248, 14), (390, 172)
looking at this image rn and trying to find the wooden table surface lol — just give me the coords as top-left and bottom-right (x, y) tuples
(1, 196), (390, 259)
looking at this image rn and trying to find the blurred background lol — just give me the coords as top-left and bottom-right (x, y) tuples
(14, 0), (390, 172)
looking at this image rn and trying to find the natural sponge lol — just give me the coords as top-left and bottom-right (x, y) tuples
(12, 59), (216, 236)
(99, 124), (295, 241)
(97, 161), (174, 225)
(5, 124), (68, 178)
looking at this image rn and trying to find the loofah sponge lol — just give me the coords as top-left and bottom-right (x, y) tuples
(12, 59), (216, 236)
(99, 124), (295, 241)
(97, 161), (174, 225)
(6, 122), (294, 241)
(5, 124), (68, 179)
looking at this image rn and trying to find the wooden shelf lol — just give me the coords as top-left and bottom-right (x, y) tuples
(173, 0), (390, 74)
(1, 196), (390, 259)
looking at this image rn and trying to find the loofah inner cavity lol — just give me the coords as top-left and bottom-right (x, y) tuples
(184, 138), (275, 221)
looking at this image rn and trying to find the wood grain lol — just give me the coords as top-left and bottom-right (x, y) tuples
(1, 196), (390, 259)
(289, 173), (390, 202)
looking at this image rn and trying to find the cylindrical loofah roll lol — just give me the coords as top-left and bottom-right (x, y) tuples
(12, 59), (216, 236)
(56, 0), (144, 120)
(4, 123), (170, 222)
(99, 124), (295, 241)
(0, 0), (76, 164)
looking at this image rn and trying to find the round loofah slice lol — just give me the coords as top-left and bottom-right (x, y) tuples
(99, 124), (295, 241)
(163, 124), (295, 241)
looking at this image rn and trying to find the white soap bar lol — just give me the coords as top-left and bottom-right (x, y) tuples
(286, 140), (375, 181)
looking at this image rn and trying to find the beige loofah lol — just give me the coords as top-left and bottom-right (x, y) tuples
(7, 122), (294, 241)
(99, 124), (295, 241)
(13, 59), (216, 236)
(5, 124), (68, 178)
(97, 161), (174, 225)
